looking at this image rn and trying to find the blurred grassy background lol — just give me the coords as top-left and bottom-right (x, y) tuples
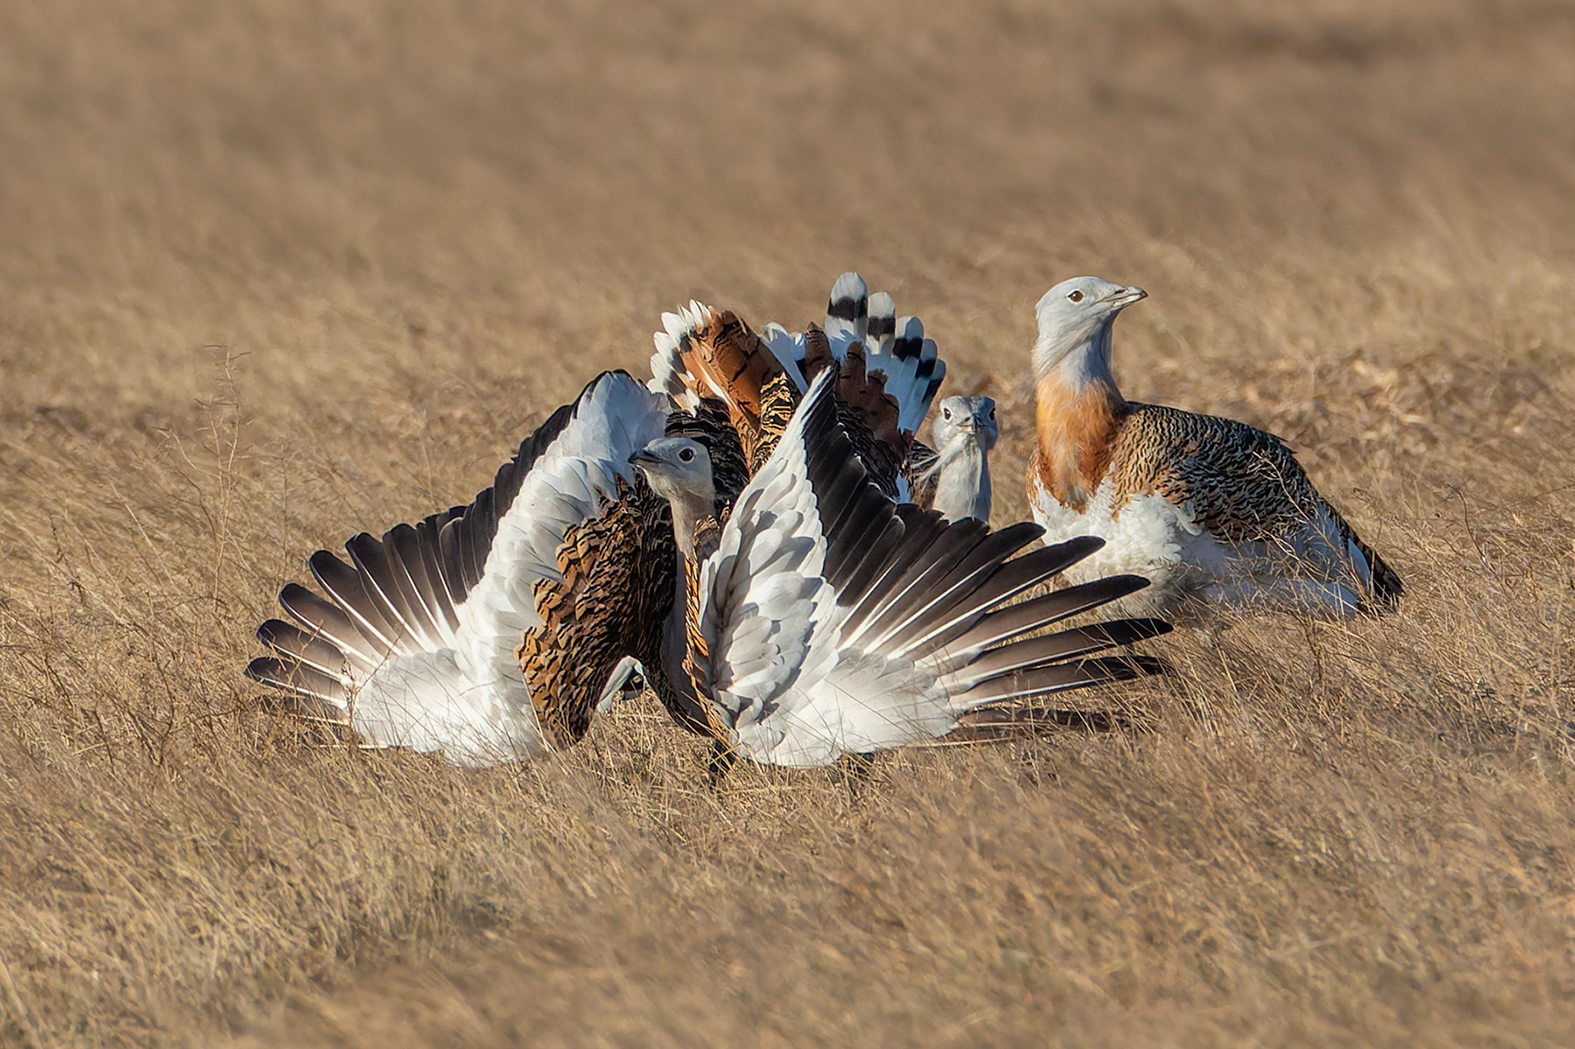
(2, 0), (1575, 1045)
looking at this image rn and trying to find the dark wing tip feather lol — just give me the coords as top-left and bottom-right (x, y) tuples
(916, 573), (1156, 659)
(255, 618), (350, 675)
(251, 373), (618, 706)
(795, 372), (905, 598)
(955, 618), (1173, 685)
(956, 653), (1170, 707)
(1362, 545), (1405, 613)
(244, 656), (351, 712)
(950, 705), (1132, 739)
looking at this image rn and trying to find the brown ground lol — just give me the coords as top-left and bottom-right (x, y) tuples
(3, 0), (1575, 1045)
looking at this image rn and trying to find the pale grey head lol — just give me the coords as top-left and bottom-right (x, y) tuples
(629, 437), (713, 502)
(1031, 276), (1146, 378)
(929, 395), (998, 523)
(933, 395), (999, 454)
(629, 437), (716, 554)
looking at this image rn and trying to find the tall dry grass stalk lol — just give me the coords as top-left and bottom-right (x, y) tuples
(2, 0), (1575, 1044)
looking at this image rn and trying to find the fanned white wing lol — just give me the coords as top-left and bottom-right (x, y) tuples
(690, 370), (1173, 769)
(698, 372), (842, 756)
(756, 650), (953, 767)
(249, 371), (670, 767)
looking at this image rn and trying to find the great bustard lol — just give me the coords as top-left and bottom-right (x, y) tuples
(1027, 276), (1403, 621)
(628, 369), (1172, 769)
(906, 395), (998, 523)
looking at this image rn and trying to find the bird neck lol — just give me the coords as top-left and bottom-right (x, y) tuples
(668, 492), (720, 561)
(652, 549), (716, 736)
(933, 435), (992, 522)
(655, 538), (732, 747)
(1032, 328), (1129, 510)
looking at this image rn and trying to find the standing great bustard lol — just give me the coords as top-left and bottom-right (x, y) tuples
(246, 371), (696, 766)
(1027, 276), (1404, 621)
(907, 395), (998, 523)
(629, 369), (1172, 768)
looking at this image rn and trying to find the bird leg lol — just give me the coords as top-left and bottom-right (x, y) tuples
(706, 739), (738, 788)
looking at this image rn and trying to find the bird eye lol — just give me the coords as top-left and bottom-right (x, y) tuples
(942, 408), (952, 420)
(679, 448), (694, 463)
(1067, 290), (1084, 303)
(989, 408), (996, 419)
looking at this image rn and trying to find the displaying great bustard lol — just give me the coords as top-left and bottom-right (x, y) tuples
(1027, 276), (1403, 620)
(628, 369), (1172, 769)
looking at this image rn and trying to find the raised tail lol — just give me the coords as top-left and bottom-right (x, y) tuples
(649, 301), (800, 472)
(874, 314), (947, 436)
(821, 273), (946, 437)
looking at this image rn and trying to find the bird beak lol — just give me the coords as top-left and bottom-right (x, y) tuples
(627, 449), (662, 468)
(1104, 286), (1147, 310)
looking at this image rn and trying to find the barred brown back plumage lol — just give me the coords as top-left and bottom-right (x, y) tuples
(1112, 403), (1403, 611)
(679, 307), (784, 444)
(679, 540), (732, 744)
(752, 373), (801, 474)
(1114, 405), (1331, 541)
(517, 476), (658, 748)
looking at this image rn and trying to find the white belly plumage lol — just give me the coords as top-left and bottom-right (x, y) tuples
(1030, 478), (1365, 620)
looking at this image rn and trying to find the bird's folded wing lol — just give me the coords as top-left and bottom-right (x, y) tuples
(248, 370), (670, 765)
(1120, 404), (1401, 606)
(1119, 404), (1321, 543)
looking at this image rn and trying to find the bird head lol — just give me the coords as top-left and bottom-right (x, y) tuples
(934, 395), (999, 452)
(628, 437), (715, 504)
(1031, 276), (1146, 376)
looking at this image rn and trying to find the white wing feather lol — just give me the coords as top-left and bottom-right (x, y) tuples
(698, 371), (971, 767)
(699, 387), (841, 732)
(348, 373), (668, 766)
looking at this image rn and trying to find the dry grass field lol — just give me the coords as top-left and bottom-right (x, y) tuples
(3, 0), (1575, 1044)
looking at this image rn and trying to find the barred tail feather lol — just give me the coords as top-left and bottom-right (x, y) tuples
(824, 271), (869, 345)
(649, 308), (702, 411)
(873, 316), (946, 434)
(649, 301), (787, 442)
(867, 292), (897, 355)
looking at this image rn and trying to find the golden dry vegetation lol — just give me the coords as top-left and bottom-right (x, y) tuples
(3, 0), (1575, 1045)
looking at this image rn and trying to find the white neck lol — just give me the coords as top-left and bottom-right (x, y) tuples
(932, 437), (992, 522)
(1032, 318), (1121, 396)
